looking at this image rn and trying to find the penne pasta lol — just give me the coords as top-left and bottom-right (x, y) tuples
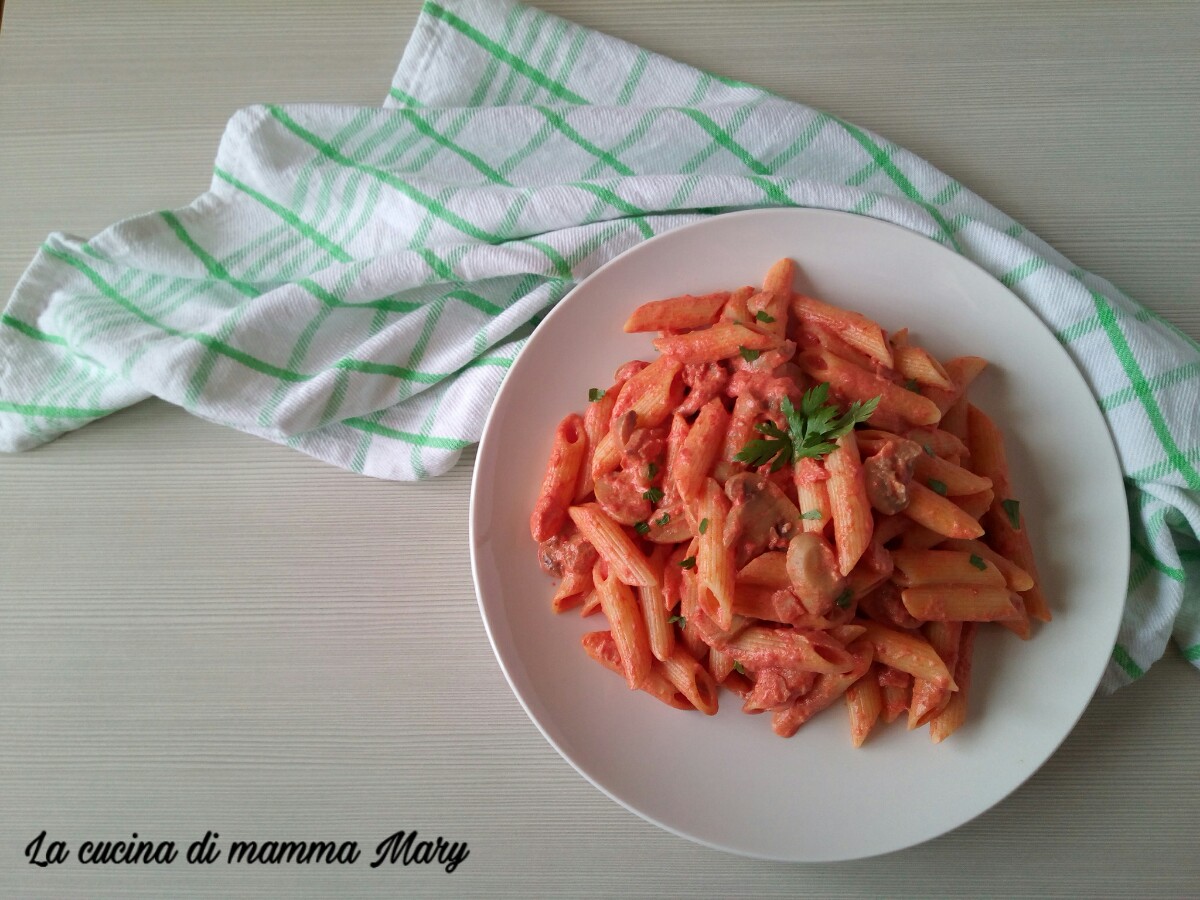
(792, 294), (894, 368)
(930, 623), (979, 742)
(581, 631), (692, 710)
(568, 503), (658, 587)
(845, 666), (883, 747)
(825, 432), (874, 576)
(858, 622), (956, 689)
(697, 478), (736, 628)
(623, 291), (729, 333)
(903, 481), (985, 539)
(967, 404), (1051, 622)
(594, 560), (653, 690)
(900, 584), (1021, 622)
(653, 322), (780, 364)
(531, 413), (588, 542)
(638, 545), (676, 662)
(535, 257), (1048, 747)
(890, 549), (1007, 588)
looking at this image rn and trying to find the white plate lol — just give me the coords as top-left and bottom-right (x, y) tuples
(469, 208), (1127, 861)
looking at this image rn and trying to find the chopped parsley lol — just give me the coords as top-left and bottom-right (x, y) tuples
(646, 461), (658, 480)
(904, 378), (920, 393)
(734, 382), (880, 472)
(969, 554), (988, 571)
(800, 509), (823, 521)
(755, 310), (776, 323)
(678, 556), (696, 569)
(668, 614), (686, 627)
(656, 512), (671, 527)
(834, 588), (853, 609)
(739, 346), (761, 362)
(732, 660), (747, 675)
(928, 478), (948, 496)
(588, 387), (605, 402)
(1002, 498), (1021, 530)
(699, 517), (709, 535)
(923, 443), (935, 457)
(642, 486), (665, 504)
(633, 521), (651, 536)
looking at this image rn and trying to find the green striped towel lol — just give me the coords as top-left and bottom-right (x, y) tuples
(1, 0), (1197, 689)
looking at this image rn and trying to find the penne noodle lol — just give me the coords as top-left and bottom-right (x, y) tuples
(531, 413), (588, 542)
(905, 427), (969, 459)
(723, 626), (856, 674)
(797, 347), (940, 429)
(623, 291), (729, 333)
(967, 404), (1050, 621)
(845, 666), (883, 747)
(581, 631), (692, 710)
(891, 549), (1007, 588)
(737, 550), (791, 589)
(653, 322), (780, 364)
(720, 285), (756, 325)
(755, 258), (794, 337)
(879, 668), (913, 724)
(858, 621), (956, 689)
(658, 646), (720, 715)
(937, 539), (1035, 592)
(580, 586), (603, 617)
(674, 398), (730, 506)
(568, 503), (658, 587)
(638, 546), (676, 662)
(903, 481), (985, 539)
(772, 640), (874, 737)
(825, 432), (874, 575)
(997, 592), (1033, 640)
(575, 380), (623, 501)
(697, 478), (736, 628)
(551, 569), (591, 613)
(610, 355), (684, 429)
(907, 621), (962, 730)
(893, 345), (953, 390)
(913, 453), (993, 496)
(594, 560), (653, 690)
(792, 294), (894, 368)
(930, 623), (979, 742)
(901, 584), (1019, 622)
(953, 489), (994, 521)
(708, 646), (736, 684)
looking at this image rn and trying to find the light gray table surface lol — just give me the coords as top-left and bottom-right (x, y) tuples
(1, 1), (1198, 897)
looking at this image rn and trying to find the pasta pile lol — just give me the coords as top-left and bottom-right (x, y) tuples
(531, 259), (1047, 745)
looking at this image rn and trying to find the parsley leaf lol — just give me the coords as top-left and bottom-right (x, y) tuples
(678, 556), (696, 569)
(928, 478), (948, 495)
(732, 660), (747, 675)
(588, 387), (605, 402)
(800, 509), (823, 521)
(739, 346), (761, 362)
(1002, 498), (1021, 530)
(642, 486), (664, 503)
(923, 443), (935, 457)
(633, 521), (650, 536)
(755, 310), (776, 323)
(656, 512), (671, 527)
(646, 461), (657, 480)
(904, 378), (920, 393)
(733, 383), (880, 472)
(668, 614), (686, 627)
(969, 554), (987, 571)
(699, 518), (709, 535)
(834, 588), (853, 609)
